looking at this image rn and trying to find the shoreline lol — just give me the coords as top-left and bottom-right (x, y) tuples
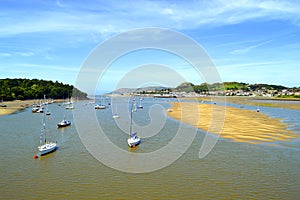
(184, 96), (300, 110)
(0, 99), (88, 116)
(167, 101), (299, 144)
(1, 96), (299, 117)
(0, 99), (67, 116)
(0, 100), (35, 116)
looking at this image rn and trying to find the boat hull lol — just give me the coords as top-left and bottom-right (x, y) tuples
(95, 105), (106, 109)
(112, 114), (120, 119)
(38, 142), (57, 156)
(57, 121), (71, 128)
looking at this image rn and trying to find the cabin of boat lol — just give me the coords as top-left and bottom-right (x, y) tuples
(127, 133), (141, 148)
(95, 104), (106, 109)
(38, 142), (57, 156)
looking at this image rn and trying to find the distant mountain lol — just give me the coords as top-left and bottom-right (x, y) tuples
(111, 86), (169, 94)
(111, 88), (135, 94)
(173, 82), (194, 92)
(110, 81), (296, 95)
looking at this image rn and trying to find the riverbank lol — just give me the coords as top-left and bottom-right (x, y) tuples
(167, 102), (299, 144)
(185, 96), (300, 110)
(0, 100), (36, 116)
(0, 99), (85, 116)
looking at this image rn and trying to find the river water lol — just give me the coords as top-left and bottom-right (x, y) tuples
(0, 98), (299, 199)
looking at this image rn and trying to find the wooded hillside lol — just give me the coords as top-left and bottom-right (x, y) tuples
(0, 78), (88, 101)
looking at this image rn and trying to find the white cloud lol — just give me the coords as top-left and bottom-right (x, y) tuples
(56, 0), (67, 8)
(15, 52), (35, 57)
(229, 40), (272, 54)
(0, 53), (12, 57)
(217, 60), (284, 69)
(161, 8), (174, 15)
(1, 0), (300, 38)
(12, 63), (79, 72)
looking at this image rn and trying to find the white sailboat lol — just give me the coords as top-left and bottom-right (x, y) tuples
(45, 100), (51, 115)
(95, 104), (106, 109)
(63, 96), (72, 105)
(65, 102), (74, 109)
(132, 98), (137, 112)
(112, 114), (120, 119)
(95, 95), (106, 109)
(57, 115), (71, 128)
(38, 96), (57, 156)
(137, 98), (143, 109)
(127, 99), (141, 148)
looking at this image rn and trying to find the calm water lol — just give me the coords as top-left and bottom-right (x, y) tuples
(1, 98), (300, 199)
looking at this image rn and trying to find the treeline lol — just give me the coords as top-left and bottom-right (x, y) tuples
(174, 82), (290, 93)
(124, 82), (295, 95)
(0, 78), (88, 101)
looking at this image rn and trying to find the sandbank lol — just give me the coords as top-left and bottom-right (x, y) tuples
(167, 102), (299, 144)
(0, 100), (35, 116)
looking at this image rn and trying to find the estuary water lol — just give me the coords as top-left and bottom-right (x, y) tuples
(0, 98), (299, 199)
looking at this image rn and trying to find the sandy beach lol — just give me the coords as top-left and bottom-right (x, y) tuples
(0, 100), (35, 116)
(167, 102), (299, 144)
(0, 99), (70, 116)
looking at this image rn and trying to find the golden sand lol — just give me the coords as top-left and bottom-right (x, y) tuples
(0, 100), (35, 116)
(0, 99), (76, 116)
(167, 102), (299, 144)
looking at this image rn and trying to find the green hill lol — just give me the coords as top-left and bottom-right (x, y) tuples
(0, 78), (88, 101)
(174, 82), (194, 92)
(174, 81), (291, 94)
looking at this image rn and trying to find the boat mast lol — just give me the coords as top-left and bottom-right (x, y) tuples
(43, 95), (47, 143)
(129, 98), (134, 136)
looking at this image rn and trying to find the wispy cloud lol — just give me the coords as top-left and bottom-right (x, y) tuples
(0, 47), (53, 59)
(1, 0), (300, 38)
(229, 40), (272, 54)
(217, 60), (285, 69)
(15, 52), (36, 57)
(1, 1), (299, 87)
(12, 63), (79, 72)
(0, 53), (12, 57)
(56, 0), (68, 8)
(0, 51), (35, 57)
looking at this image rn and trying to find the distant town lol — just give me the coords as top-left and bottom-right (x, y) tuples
(112, 82), (300, 99)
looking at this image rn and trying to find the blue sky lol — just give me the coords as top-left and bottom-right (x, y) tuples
(1, 0), (300, 94)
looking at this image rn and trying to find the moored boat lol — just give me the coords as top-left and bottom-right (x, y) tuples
(38, 142), (57, 156)
(95, 104), (106, 109)
(127, 99), (141, 148)
(127, 133), (141, 147)
(112, 114), (120, 119)
(57, 117), (71, 128)
(137, 98), (143, 109)
(65, 103), (74, 109)
(38, 95), (57, 156)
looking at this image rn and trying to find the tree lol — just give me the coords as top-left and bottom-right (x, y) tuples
(0, 78), (88, 100)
